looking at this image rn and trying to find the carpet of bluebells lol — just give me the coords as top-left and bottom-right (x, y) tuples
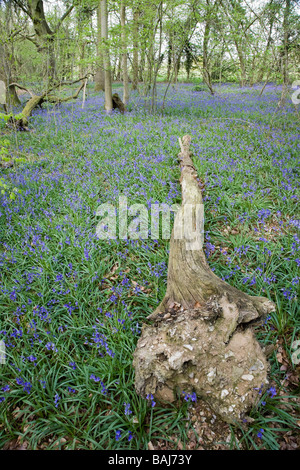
(0, 82), (299, 450)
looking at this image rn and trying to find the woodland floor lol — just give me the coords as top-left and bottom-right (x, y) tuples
(0, 82), (299, 450)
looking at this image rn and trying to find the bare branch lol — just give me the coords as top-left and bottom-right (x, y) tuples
(54, 4), (75, 33)
(8, 82), (35, 98)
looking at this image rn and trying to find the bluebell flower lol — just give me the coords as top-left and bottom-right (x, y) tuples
(146, 393), (156, 407)
(124, 402), (132, 416)
(257, 429), (264, 439)
(267, 386), (277, 398)
(54, 393), (61, 407)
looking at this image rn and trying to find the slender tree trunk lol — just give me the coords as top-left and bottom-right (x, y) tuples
(139, 48), (145, 82)
(172, 45), (179, 85)
(167, 34), (173, 82)
(79, 41), (86, 78)
(256, 19), (274, 83)
(150, 1), (163, 112)
(203, 16), (214, 94)
(139, 18), (146, 84)
(146, 43), (154, 94)
(120, 1), (129, 105)
(95, 3), (105, 91)
(235, 41), (247, 87)
(115, 56), (122, 81)
(219, 43), (225, 84)
(132, 7), (139, 90)
(100, 0), (113, 113)
(282, 0), (291, 85)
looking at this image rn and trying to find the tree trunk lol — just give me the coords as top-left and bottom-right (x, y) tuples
(115, 55), (122, 81)
(133, 135), (275, 424)
(145, 41), (154, 95)
(173, 45), (180, 85)
(120, 1), (129, 106)
(150, 1), (163, 112)
(0, 44), (21, 108)
(236, 41), (247, 87)
(167, 35), (173, 82)
(256, 16), (275, 83)
(132, 7), (139, 90)
(139, 47), (145, 82)
(79, 42), (86, 79)
(27, 0), (57, 82)
(95, 3), (105, 92)
(203, 16), (214, 95)
(100, 0), (113, 113)
(282, 0), (291, 85)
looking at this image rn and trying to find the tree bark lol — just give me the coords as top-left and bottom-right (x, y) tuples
(94, 3), (105, 92)
(100, 0), (113, 113)
(27, 0), (57, 82)
(203, 11), (214, 95)
(282, 0), (291, 85)
(150, 2), (163, 112)
(0, 43), (21, 108)
(148, 136), (274, 322)
(120, 1), (129, 106)
(167, 34), (173, 82)
(132, 7), (139, 90)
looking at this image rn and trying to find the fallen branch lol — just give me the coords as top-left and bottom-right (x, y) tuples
(9, 83), (35, 99)
(46, 81), (85, 105)
(133, 135), (275, 423)
(7, 75), (91, 130)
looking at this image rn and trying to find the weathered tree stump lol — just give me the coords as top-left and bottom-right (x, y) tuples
(112, 93), (125, 114)
(133, 135), (275, 423)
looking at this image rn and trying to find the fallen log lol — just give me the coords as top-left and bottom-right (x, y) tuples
(133, 135), (275, 424)
(7, 76), (89, 130)
(10, 95), (44, 130)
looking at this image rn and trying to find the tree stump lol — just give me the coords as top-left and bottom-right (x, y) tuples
(112, 93), (125, 114)
(132, 135), (275, 423)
